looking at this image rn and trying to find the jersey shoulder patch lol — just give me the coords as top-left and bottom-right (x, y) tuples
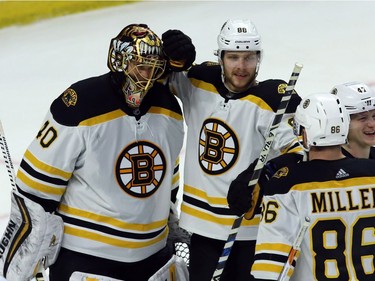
(51, 73), (121, 126)
(254, 79), (302, 113)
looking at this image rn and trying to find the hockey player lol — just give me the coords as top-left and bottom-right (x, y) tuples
(251, 93), (375, 281)
(331, 81), (375, 159)
(163, 19), (301, 281)
(227, 82), (375, 220)
(0, 23), (195, 281)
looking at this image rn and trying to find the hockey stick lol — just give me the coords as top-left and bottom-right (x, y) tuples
(277, 216), (311, 281)
(211, 63), (303, 281)
(0, 121), (48, 281)
(0, 121), (17, 192)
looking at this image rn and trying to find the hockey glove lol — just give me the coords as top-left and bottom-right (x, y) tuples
(227, 160), (258, 217)
(162, 29), (196, 72)
(241, 153), (304, 220)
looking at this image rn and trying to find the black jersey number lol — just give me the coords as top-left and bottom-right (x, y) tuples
(312, 216), (375, 280)
(36, 121), (58, 148)
(261, 200), (279, 223)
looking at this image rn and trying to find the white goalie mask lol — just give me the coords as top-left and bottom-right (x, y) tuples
(331, 81), (375, 115)
(293, 93), (350, 150)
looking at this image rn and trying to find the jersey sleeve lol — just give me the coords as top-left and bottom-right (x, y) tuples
(251, 192), (301, 280)
(16, 109), (84, 208)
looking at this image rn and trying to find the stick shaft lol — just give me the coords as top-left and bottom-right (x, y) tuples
(0, 120), (17, 191)
(277, 217), (311, 281)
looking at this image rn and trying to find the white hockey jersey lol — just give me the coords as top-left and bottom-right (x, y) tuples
(252, 157), (375, 281)
(169, 63), (301, 240)
(16, 73), (184, 262)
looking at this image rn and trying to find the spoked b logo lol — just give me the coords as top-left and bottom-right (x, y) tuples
(116, 141), (166, 197)
(198, 118), (239, 175)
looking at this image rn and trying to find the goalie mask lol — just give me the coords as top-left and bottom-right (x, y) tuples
(293, 93), (350, 150)
(215, 19), (263, 88)
(107, 24), (166, 107)
(331, 81), (375, 115)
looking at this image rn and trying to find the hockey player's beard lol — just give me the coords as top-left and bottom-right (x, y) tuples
(224, 71), (258, 95)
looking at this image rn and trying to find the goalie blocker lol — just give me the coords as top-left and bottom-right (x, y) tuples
(0, 191), (63, 281)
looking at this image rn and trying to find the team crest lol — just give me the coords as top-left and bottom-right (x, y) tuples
(198, 118), (239, 175)
(273, 167), (289, 178)
(115, 141), (166, 198)
(277, 83), (287, 94)
(62, 88), (77, 107)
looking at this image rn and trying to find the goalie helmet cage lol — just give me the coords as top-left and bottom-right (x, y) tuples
(211, 63), (303, 281)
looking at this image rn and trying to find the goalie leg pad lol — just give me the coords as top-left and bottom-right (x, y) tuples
(0, 191), (64, 281)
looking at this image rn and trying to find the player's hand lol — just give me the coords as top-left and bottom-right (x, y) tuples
(227, 162), (257, 217)
(162, 29), (196, 72)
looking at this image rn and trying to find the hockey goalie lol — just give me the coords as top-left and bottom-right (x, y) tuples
(0, 21), (196, 281)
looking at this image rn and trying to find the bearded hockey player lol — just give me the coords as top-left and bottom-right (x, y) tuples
(0, 23), (195, 281)
(251, 93), (375, 280)
(163, 19), (302, 281)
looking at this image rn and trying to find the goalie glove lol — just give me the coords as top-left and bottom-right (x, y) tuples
(162, 30), (196, 72)
(0, 191), (64, 281)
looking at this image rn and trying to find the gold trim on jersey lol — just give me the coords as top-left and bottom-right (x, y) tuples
(79, 109), (126, 126)
(190, 77), (275, 112)
(253, 242), (299, 277)
(239, 95), (273, 111)
(252, 263), (285, 276)
(184, 184), (226, 205)
(181, 202), (259, 226)
(190, 78), (218, 94)
(255, 242), (292, 255)
(148, 106), (183, 121)
(182, 184), (260, 226)
(64, 225), (168, 249)
(291, 177), (375, 192)
(172, 173), (179, 186)
(58, 204), (168, 232)
(24, 150), (72, 179)
(17, 170), (65, 196)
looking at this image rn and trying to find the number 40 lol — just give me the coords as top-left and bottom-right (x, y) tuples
(36, 120), (57, 148)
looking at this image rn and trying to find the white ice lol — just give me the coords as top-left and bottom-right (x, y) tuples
(0, 0), (374, 238)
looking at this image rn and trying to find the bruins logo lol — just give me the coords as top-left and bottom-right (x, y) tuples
(277, 83), (287, 94)
(198, 118), (239, 175)
(62, 88), (77, 107)
(273, 167), (289, 178)
(115, 141), (166, 198)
